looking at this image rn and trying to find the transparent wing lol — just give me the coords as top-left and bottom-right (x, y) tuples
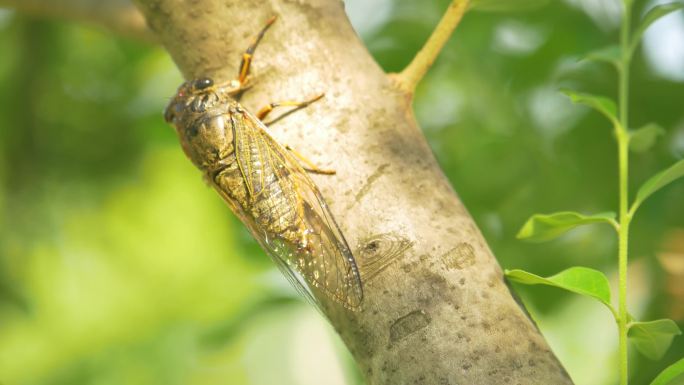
(232, 109), (363, 310)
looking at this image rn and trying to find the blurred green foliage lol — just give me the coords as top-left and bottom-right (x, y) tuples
(0, 1), (683, 384)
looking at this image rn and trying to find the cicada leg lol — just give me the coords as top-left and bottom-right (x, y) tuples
(256, 94), (334, 175)
(284, 145), (336, 175)
(215, 16), (276, 96)
(238, 16), (277, 86)
(256, 93), (325, 121)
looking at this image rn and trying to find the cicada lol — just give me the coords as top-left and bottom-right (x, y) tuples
(164, 17), (363, 310)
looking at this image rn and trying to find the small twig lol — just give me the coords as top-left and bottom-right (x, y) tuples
(0, 0), (154, 42)
(391, 0), (470, 95)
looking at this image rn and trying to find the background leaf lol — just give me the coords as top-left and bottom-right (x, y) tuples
(560, 89), (619, 126)
(505, 267), (614, 313)
(633, 159), (684, 212)
(629, 319), (682, 361)
(649, 357), (684, 385)
(582, 45), (622, 69)
(630, 123), (666, 153)
(517, 211), (617, 242)
(632, 3), (684, 53)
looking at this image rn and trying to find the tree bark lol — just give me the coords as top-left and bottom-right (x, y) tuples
(5, 0), (576, 383)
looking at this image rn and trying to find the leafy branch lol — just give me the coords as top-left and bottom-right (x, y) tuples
(507, 2), (684, 384)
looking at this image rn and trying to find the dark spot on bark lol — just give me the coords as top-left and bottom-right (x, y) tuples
(442, 242), (476, 270)
(358, 232), (413, 282)
(350, 163), (389, 208)
(456, 331), (471, 343)
(528, 341), (539, 353)
(389, 310), (431, 343)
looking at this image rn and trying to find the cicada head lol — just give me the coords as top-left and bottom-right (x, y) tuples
(165, 77), (235, 171)
(164, 77), (217, 123)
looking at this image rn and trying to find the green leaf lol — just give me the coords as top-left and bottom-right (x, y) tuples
(505, 267), (614, 313)
(469, 0), (550, 12)
(630, 123), (666, 153)
(633, 159), (684, 212)
(517, 211), (617, 242)
(560, 89), (619, 126)
(582, 45), (622, 69)
(632, 3), (684, 53)
(650, 357), (684, 385)
(629, 319), (682, 360)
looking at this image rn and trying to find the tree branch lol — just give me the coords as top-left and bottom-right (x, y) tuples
(392, 0), (470, 96)
(0, 0), (154, 42)
(139, 0), (573, 383)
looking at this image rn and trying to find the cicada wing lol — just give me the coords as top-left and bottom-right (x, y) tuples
(235, 111), (363, 310)
(233, 110), (270, 197)
(254, 231), (324, 310)
(211, 182), (323, 310)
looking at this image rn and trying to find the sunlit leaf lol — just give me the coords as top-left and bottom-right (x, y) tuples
(560, 89), (619, 126)
(582, 45), (622, 69)
(632, 3), (684, 53)
(629, 319), (682, 360)
(506, 267), (615, 314)
(633, 159), (684, 212)
(649, 357), (684, 385)
(470, 0), (550, 12)
(517, 211), (617, 242)
(630, 123), (666, 153)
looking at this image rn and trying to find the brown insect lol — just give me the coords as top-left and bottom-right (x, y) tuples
(164, 17), (363, 310)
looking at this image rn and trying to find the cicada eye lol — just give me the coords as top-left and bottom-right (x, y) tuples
(194, 77), (214, 90)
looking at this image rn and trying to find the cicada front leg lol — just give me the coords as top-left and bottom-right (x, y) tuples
(238, 16), (277, 86)
(213, 16), (277, 95)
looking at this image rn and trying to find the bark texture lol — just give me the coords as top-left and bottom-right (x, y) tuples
(9, 0), (575, 383)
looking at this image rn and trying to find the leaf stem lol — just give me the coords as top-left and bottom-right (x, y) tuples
(617, 132), (630, 385)
(392, 0), (470, 95)
(617, 2), (633, 384)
